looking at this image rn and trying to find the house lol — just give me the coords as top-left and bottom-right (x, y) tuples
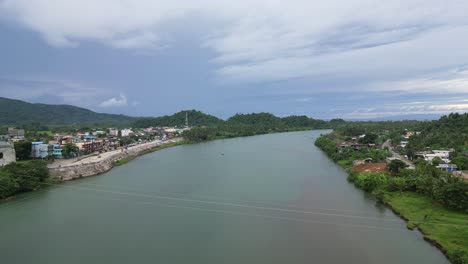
(0, 141), (16, 166)
(81, 140), (104, 154)
(399, 141), (409, 148)
(31, 141), (50, 159)
(7, 127), (25, 138)
(433, 150), (450, 158)
(338, 142), (374, 152)
(121, 129), (133, 137)
(403, 131), (414, 139)
(436, 164), (458, 172)
(109, 129), (119, 137)
(423, 150), (451, 163)
(84, 135), (98, 141)
(353, 158), (373, 166)
(52, 144), (63, 158)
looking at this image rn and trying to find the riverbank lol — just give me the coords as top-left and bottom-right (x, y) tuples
(48, 138), (184, 181)
(315, 134), (468, 264)
(383, 192), (468, 263)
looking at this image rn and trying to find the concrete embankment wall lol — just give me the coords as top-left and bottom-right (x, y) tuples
(49, 140), (176, 181)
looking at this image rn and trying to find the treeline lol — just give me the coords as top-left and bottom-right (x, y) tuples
(182, 113), (331, 142)
(333, 120), (421, 136)
(133, 111), (331, 130)
(408, 113), (468, 152)
(0, 160), (49, 199)
(315, 134), (467, 211)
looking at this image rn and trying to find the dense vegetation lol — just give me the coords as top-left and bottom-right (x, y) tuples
(315, 134), (392, 167)
(315, 114), (468, 263)
(408, 113), (468, 152)
(0, 97), (138, 126)
(333, 120), (421, 136)
(0, 160), (49, 199)
(183, 113), (331, 142)
(133, 110), (223, 128)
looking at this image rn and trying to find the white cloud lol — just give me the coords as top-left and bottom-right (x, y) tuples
(1, 0), (468, 86)
(0, 76), (102, 104)
(99, 94), (128, 107)
(374, 67), (468, 93)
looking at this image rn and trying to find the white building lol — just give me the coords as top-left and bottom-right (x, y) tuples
(399, 141), (409, 148)
(423, 150), (451, 163)
(121, 129), (134, 137)
(0, 142), (16, 167)
(109, 129), (119, 137)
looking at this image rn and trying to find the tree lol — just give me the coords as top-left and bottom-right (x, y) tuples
(62, 143), (79, 159)
(14, 140), (32, 160)
(359, 133), (378, 144)
(450, 156), (468, 170)
(0, 160), (49, 194)
(432, 156), (443, 167)
(388, 159), (408, 174)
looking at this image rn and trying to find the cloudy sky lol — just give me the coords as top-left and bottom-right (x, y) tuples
(1, 0), (467, 120)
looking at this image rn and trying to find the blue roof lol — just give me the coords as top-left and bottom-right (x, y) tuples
(32, 141), (44, 145)
(85, 135), (98, 139)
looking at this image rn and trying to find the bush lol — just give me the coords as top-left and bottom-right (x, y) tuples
(434, 177), (468, 211)
(347, 170), (358, 183)
(387, 177), (408, 192)
(354, 173), (388, 192)
(0, 173), (19, 199)
(0, 160), (49, 198)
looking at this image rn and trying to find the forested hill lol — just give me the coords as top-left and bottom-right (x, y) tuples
(134, 111), (331, 129)
(0, 97), (138, 125)
(133, 110), (223, 127)
(408, 113), (468, 151)
(227, 113), (329, 128)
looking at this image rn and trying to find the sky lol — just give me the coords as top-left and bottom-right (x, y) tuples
(0, 0), (467, 120)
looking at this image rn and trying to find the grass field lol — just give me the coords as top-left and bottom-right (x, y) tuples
(384, 192), (468, 263)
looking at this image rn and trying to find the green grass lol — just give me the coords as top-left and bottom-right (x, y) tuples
(384, 192), (468, 263)
(37, 130), (53, 136)
(113, 140), (186, 166)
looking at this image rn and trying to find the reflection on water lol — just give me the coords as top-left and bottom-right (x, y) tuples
(0, 131), (448, 264)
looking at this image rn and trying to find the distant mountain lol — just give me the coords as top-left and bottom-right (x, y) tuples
(368, 114), (442, 121)
(133, 110), (224, 127)
(0, 97), (138, 126)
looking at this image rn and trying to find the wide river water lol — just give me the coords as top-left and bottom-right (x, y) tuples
(0, 131), (448, 263)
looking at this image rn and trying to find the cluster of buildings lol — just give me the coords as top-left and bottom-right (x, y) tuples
(0, 126), (189, 164)
(338, 135), (376, 152)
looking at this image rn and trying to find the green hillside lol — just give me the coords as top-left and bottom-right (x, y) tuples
(133, 110), (223, 127)
(408, 113), (468, 151)
(0, 97), (138, 125)
(227, 113), (329, 128)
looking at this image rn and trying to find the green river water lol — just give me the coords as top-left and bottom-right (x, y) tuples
(0, 131), (448, 263)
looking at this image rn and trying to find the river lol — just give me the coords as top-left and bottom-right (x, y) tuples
(0, 131), (448, 263)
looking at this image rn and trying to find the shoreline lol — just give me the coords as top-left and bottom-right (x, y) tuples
(315, 138), (467, 263)
(48, 138), (184, 181)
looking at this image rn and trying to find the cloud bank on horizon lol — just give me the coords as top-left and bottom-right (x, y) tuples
(0, 0), (467, 119)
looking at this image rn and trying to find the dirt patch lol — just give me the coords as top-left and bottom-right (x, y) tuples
(353, 163), (387, 173)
